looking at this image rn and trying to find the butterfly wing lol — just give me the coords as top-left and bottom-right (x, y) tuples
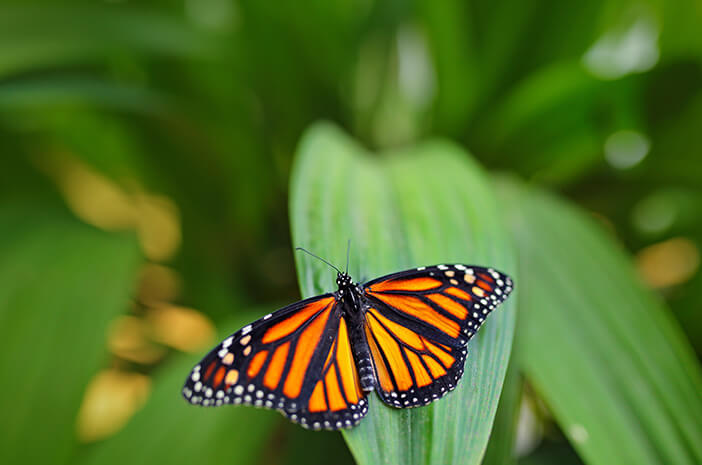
(182, 295), (368, 430)
(361, 264), (513, 407)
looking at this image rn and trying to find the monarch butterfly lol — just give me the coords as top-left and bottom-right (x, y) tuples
(183, 249), (513, 430)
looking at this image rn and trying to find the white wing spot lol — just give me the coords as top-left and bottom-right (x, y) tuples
(241, 325), (253, 335)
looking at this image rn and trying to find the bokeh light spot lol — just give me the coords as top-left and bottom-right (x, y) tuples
(48, 155), (137, 230)
(604, 130), (650, 169)
(147, 305), (215, 352)
(568, 424), (590, 444)
(135, 193), (182, 262)
(137, 263), (183, 305)
(632, 192), (678, 235)
(77, 370), (151, 442)
(636, 237), (700, 288)
(108, 316), (167, 364)
(583, 14), (659, 80)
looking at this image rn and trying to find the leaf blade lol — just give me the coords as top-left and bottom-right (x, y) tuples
(0, 202), (140, 464)
(290, 123), (517, 465)
(500, 179), (702, 465)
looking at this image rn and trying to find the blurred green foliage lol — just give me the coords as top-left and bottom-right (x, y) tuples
(1, 0), (701, 464)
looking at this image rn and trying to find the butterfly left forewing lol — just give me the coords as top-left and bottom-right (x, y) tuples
(182, 294), (368, 430)
(182, 295), (336, 409)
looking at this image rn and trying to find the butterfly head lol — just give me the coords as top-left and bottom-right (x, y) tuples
(336, 272), (354, 290)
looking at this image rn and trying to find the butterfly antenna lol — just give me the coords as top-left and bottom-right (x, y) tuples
(295, 247), (343, 274)
(345, 239), (351, 275)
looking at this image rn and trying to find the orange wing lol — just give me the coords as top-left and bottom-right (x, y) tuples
(363, 304), (467, 406)
(362, 264), (512, 406)
(303, 316), (367, 428)
(182, 295), (367, 430)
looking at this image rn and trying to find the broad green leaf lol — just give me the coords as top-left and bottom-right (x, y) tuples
(499, 179), (702, 465)
(290, 122), (517, 465)
(482, 350), (521, 465)
(77, 314), (278, 465)
(0, 202), (140, 464)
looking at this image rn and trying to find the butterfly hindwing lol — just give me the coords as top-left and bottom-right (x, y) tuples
(362, 299), (468, 407)
(362, 264), (513, 407)
(182, 294), (368, 430)
(299, 313), (369, 429)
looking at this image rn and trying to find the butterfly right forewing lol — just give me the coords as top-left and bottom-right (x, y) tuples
(361, 264), (513, 407)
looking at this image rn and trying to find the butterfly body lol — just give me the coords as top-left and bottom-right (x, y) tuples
(183, 264), (513, 430)
(332, 272), (376, 392)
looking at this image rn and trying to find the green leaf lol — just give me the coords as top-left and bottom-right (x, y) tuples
(77, 315), (279, 465)
(0, 77), (170, 114)
(0, 5), (214, 78)
(290, 122), (517, 465)
(499, 179), (702, 465)
(482, 351), (521, 465)
(0, 201), (140, 464)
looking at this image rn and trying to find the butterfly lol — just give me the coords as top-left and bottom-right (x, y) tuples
(182, 251), (513, 430)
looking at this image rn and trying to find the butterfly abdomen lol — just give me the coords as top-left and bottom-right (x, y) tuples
(347, 307), (376, 392)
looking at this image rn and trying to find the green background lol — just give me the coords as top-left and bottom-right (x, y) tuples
(1, 1), (700, 464)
